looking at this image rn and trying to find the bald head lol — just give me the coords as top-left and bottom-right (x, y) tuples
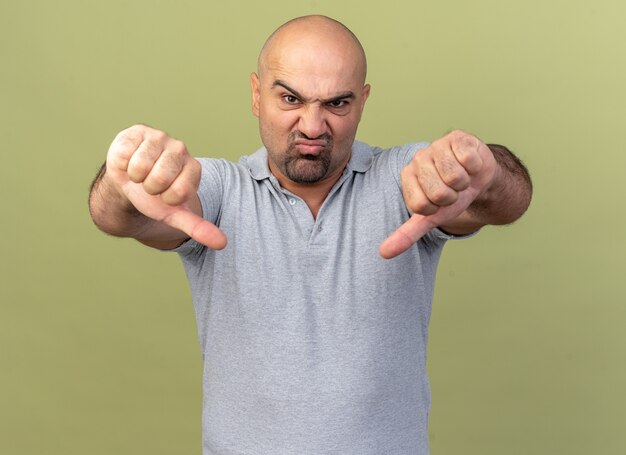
(257, 15), (367, 85)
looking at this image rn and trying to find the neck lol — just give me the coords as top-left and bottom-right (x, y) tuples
(270, 163), (346, 219)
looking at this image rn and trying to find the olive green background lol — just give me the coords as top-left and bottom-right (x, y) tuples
(1, 0), (625, 453)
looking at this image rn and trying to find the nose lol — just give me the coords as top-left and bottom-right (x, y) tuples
(298, 105), (328, 139)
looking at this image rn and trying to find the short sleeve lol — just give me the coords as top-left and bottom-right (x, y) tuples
(386, 142), (430, 189)
(195, 158), (228, 224)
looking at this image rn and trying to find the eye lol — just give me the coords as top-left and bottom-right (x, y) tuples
(327, 99), (348, 109)
(282, 94), (300, 105)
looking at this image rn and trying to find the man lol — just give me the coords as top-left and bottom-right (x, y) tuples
(89, 15), (531, 455)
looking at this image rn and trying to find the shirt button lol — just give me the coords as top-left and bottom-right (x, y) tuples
(289, 198), (297, 205)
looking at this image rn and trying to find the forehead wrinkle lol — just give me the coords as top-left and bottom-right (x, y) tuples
(263, 50), (362, 99)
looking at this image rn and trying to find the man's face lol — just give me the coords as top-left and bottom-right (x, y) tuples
(251, 40), (370, 186)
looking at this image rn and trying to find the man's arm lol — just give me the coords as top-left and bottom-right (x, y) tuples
(380, 130), (532, 259)
(437, 142), (532, 234)
(88, 124), (227, 250)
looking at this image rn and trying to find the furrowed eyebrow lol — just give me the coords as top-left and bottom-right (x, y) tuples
(324, 92), (355, 104)
(272, 80), (305, 100)
(272, 79), (355, 104)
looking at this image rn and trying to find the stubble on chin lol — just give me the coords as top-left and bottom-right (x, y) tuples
(278, 132), (334, 184)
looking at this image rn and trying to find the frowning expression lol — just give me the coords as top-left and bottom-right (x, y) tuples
(250, 22), (370, 187)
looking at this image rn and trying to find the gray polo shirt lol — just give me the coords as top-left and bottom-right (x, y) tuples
(175, 141), (460, 455)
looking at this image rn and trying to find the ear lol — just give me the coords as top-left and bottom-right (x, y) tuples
(358, 84), (371, 115)
(361, 84), (371, 106)
(250, 73), (261, 117)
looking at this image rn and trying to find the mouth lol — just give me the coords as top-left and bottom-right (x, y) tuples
(293, 140), (328, 156)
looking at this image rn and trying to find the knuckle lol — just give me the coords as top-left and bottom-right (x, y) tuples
(127, 161), (151, 182)
(148, 129), (168, 143)
(139, 139), (164, 162)
(449, 129), (477, 150)
(456, 150), (474, 165)
(162, 181), (190, 205)
(157, 130), (169, 142)
(148, 137), (162, 152)
(431, 187), (458, 206)
(112, 131), (139, 151)
(403, 183), (439, 215)
(449, 129), (464, 137)
(428, 185), (447, 201)
(107, 154), (129, 171)
(126, 123), (146, 133)
(449, 129), (469, 141)
(408, 199), (438, 216)
(110, 132), (147, 171)
(112, 135), (130, 149)
(115, 124), (145, 142)
(458, 150), (483, 174)
(168, 148), (187, 167)
(443, 169), (469, 189)
(170, 139), (188, 155)
(143, 172), (171, 195)
(412, 149), (429, 165)
(108, 138), (128, 157)
(406, 199), (421, 213)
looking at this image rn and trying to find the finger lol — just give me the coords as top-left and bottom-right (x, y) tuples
(159, 158), (201, 206)
(142, 139), (188, 196)
(408, 153), (458, 208)
(400, 166), (439, 215)
(162, 207), (228, 250)
(447, 130), (483, 175)
(432, 143), (471, 191)
(107, 127), (145, 172)
(127, 130), (169, 183)
(380, 179), (484, 259)
(379, 214), (435, 259)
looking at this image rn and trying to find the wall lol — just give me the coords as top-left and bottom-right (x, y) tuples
(1, 1), (624, 453)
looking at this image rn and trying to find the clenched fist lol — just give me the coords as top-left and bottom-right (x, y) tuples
(379, 130), (498, 259)
(91, 124), (227, 250)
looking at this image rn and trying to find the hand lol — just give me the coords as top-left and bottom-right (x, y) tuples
(379, 130), (497, 259)
(105, 124), (227, 249)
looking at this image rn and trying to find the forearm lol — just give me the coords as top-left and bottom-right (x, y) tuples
(88, 162), (159, 239)
(89, 163), (182, 244)
(89, 161), (206, 250)
(466, 143), (532, 226)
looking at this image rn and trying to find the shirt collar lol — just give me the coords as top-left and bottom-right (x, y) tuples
(245, 140), (373, 181)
